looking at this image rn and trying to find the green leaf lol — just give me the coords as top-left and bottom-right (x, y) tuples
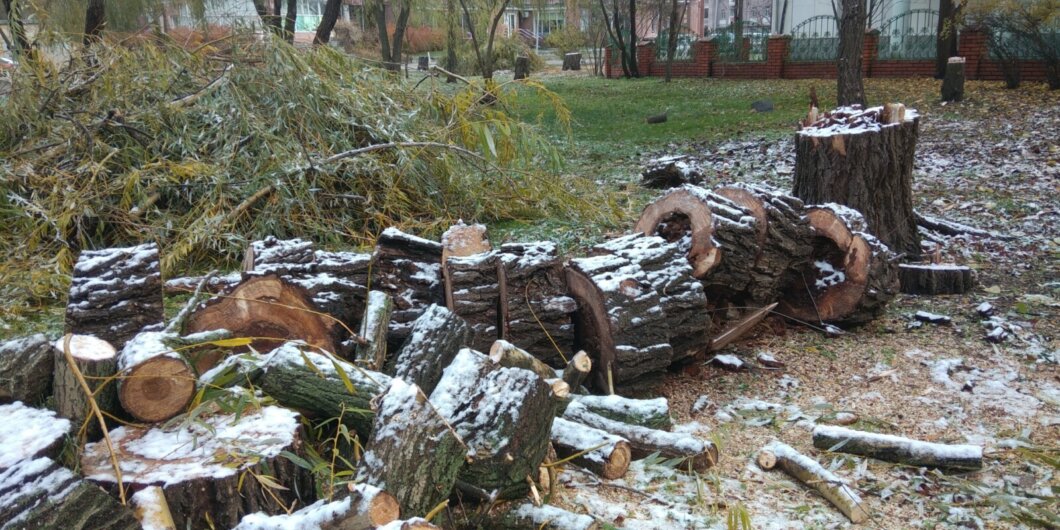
(482, 125), (497, 158)
(330, 357), (356, 395)
(299, 350), (326, 379)
(280, 450), (313, 471)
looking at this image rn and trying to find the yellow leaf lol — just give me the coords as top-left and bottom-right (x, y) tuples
(330, 358), (356, 395)
(204, 337), (254, 348)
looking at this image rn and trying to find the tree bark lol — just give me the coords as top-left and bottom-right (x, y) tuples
(941, 57), (965, 102)
(444, 245), (503, 351)
(934, 0), (958, 79)
(498, 242), (576, 366)
(0, 334), (53, 405)
(313, 0), (344, 45)
(233, 484), (400, 529)
(836, 0), (866, 107)
(898, 263), (975, 295)
(283, 0), (297, 43)
(551, 417), (631, 480)
(561, 350), (592, 392)
(355, 290), (393, 370)
(514, 56), (531, 79)
(812, 425), (983, 470)
(83, 0), (106, 44)
(116, 331), (196, 423)
(0, 402), (71, 469)
(570, 394), (672, 431)
(489, 339), (558, 381)
(627, 0), (639, 76)
(758, 441), (869, 523)
(0, 458), (139, 529)
(375, 228), (445, 349)
(388, 304), (471, 395)
(53, 335), (119, 441)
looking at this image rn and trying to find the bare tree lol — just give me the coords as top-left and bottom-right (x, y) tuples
(836, 0), (867, 106)
(598, 0), (639, 77)
(283, 0), (297, 43)
(663, 0), (688, 82)
(457, 0), (513, 79)
(373, 0), (412, 71)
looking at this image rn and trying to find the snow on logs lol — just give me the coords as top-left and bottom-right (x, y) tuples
(0, 402), (71, 469)
(234, 484), (399, 530)
(65, 243), (164, 349)
(499, 241), (577, 365)
(757, 441), (870, 524)
(441, 222), (501, 351)
(374, 228), (446, 348)
(812, 425), (983, 471)
(115, 331), (196, 423)
(550, 417), (631, 480)
(0, 457), (139, 529)
(389, 304), (471, 395)
(0, 334), (54, 405)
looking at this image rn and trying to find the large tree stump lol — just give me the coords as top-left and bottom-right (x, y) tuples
(551, 417), (631, 480)
(374, 228), (445, 350)
(65, 243), (164, 349)
(498, 242), (576, 365)
(793, 104), (922, 257)
(53, 334), (120, 441)
(116, 331), (196, 423)
(234, 484), (399, 529)
(941, 57), (965, 102)
(0, 402), (71, 469)
(389, 304), (471, 394)
(562, 52), (582, 71)
(898, 263), (976, 295)
(430, 349), (554, 500)
(81, 406), (315, 530)
(778, 205), (900, 325)
(356, 379), (466, 517)
(514, 56), (530, 79)
(0, 334), (53, 405)
(0, 457), (139, 529)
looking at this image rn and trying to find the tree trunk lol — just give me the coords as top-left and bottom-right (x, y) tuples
(836, 0), (866, 107)
(551, 417), (631, 479)
(498, 242), (576, 366)
(514, 56), (531, 79)
(812, 425), (983, 470)
(53, 335), (119, 441)
(81, 407), (315, 530)
(313, 0), (343, 45)
(388, 304), (471, 395)
(664, 0), (680, 82)
(283, 0), (297, 43)
(391, 1), (411, 72)
(941, 57), (965, 102)
(0, 457), (139, 529)
(445, 0), (458, 81)
(234, 485), (400, 529)
(0, 334), (53, 405)
(934, 0), (958, 79)
(442, 223), (502, 350)
(758, 441), (869, 523)
(356, 379), (466, 518)
(355, 290), (393, 370)
(375, 228), (445, 350)
(83, 0), (106, 44)
(0, 402), (71, 469)
(627, 0), (639, 76)
(65, 243), (164, 350)
(793, 104), (921, 257)
(116, 331), (196, 423)
(898, 263), (975, 295)
(2, 0), (29, 55)
(570, 394), (672, 430)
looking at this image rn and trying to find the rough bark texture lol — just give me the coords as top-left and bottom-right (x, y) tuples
(116, 331), (196, 423)
(354, 290), (393, 370)
(836, 0), (866, 106)
(570, 394), (672, 431)
(562, 53), (582, 71)
(65, 243), (164, 349)
(941, 58), (966, 102)
(793, 105), (921, 257)
(758, 441), (869, 524)
(514, 56), (530, 79)
(233, 484), (399, 529)
(498, 242), (576, 366)
(53, 335), (119, 441)
(812, 425), (983, 470)
(356, 379), (465, 518)
(561, 351), (592, 393)
(0, 457), (139, 530)
(551, 417), (631, 480)
(0, 334), (53, 405)
(430, 349), (554, 500)
(388, 304), (471, 395)
(489, 340), (558, 381)
(0, 402), (71, 469)
(898, 263), (976, 295)
(82, 407), (315, 530)
(374, 228), (445, 350)
(445, 251), (504, 351)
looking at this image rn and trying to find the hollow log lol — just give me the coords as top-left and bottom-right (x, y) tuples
(131, 486), (176, 530)
(375, 228), (445, 349)
(65, 243), (164, 349)
(0, 334), (53, 405)
(0, 457), (139, 529)
(53, 334), (120, 441)
(898, 263), (976, 295)
(570, 394), (672, 431)
(941, 57), (965, 103)
(551, 417), (631, 480)
(758, 441), (869, 524)
(498, 242), (576, 366)
(389, 304), (471, 394)
(778, 205), (899, 325)
(0, 401), (71, 469)
(640, 155), (704, 189)
(81, 406), (315, 530)
(812, 425), (983, 470)
(116, 331), (196, 423)
(234, 484), (399, 529)
(562, 401), (718, 472)
(354, 290), (393, 370)
(430, 349), (554, 500)
(356, 379), (466, 517)
(501, 503), (600, 530)
(793, 104), (921, 257)
(561, 351), (592, 393)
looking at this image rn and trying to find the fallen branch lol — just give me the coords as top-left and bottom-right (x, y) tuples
(812, 425), (983, 471)
(758, 441), (869, 523)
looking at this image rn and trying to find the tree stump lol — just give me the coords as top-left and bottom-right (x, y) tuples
(514, 56), (530, 80)
(234, 484), (399, 529)
(778, 205), (900, 325)
(116, 331), (197, 423)
(0, 402), (71, 469)
(562, 52), (582, 71)
(498, 242), (576, 366)
(640, 155), (704, 189)
(53, 334), (119, 441)
(374, 228), (445, 350)
(65, 243), (164, 349)
(0, 457), (139, 530)
(0, 334), (54, 405)
(941, 57), (965, 102)
(418, 56), (430, 71)
(356, 379), (466, 518)
(430, 349), (554, 500)
(561, 350), (592, 392)
(81, 406), (315, 530)
(898, 263), (976, 295)
(550, 417), (631, 480)
(793, 104), (922, 257)
(389, 304), (471, 395)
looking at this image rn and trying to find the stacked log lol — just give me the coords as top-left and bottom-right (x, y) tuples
(389, 304), (471, 395)
(0, 457), (139, 529)
(233, 484), (399, 529)
(115, 331), (197, 423)
(445, 251), (504, 351)
(0, 402), (71, 468)
(52, 334), (120, 441)
(499, 242), (576, 366)
(65, 242), (164, 349)
(0, 334), (54, 405)
(374, 228), (446, 349)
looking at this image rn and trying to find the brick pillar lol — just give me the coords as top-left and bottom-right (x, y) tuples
(862, 30), (878, 78)
(767, 35), (790, 78)
(637, 42), (655, 76)
(604, 47), (613, 78)
(958, 28), (985, 80)
(695, 39), (711, 77)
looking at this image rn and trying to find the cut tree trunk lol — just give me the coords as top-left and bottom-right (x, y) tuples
(563, 401), (718, 472)
(82, 406), (314, 530)
(53, 335), (119, 441)
(0, 334), (54, 405)
(941, 57), (965, 102)
(501, 503), (600, 530)
(375, 228), (445, 350)
(758, 441), (869, 523)
(514, 56), (530, 79)
(65, 243), (164, 349)
(561, 350), (592, 393)
(389, 304), (471, 395)
(812, 425), (983, 470)
(430, 349), (554, 500)
(354, 290), (393, 370)
(489, 339), (559, 381)
(562, 52), (582, 71)
(570, 394), (672, 431)
(130, 487), (176, 530)
(445, 252), (504, 351)
(498, 242), (576, 366)
(793, 104), (921, 257)
(233, 484), (399, 529)
(778, 205), (899, 325)
(0, 457), (139, 529)
(0, 402), (71, 469)
(164, 272), (242, 295)
(898, 263), (976, 295)
(551, 417), (631, 480)
(356, 379), (466, 518)
(117, 331), (196, 423)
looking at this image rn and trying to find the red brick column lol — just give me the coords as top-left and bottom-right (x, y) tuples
(957, 28), (986, 80)
(695, 39), (712, 77)
(767, 35), (790, 78)
(604, 47), (613, 78)
(636, 42), (655, 76)
(862, 30), (878, 77)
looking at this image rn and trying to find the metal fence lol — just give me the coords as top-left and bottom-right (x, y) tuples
(988, 29), (1060, 60)
(656, 31), (697, 60)
(788, 15), (838, 62)
(711, 22), (769, 62)
(877, 9), (938, 60)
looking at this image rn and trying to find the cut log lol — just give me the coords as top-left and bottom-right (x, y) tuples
(812, 425), (983, 470)
(793, 104), (922, 256)
(81, 406), (315, 530)
(551, 417), (631, 480)
(500, 503), (600, 530)
(778, 205), (900, 325)
(52, 334), (119, 441)
(898, 263), (976, 295)
(234, 484), (399, 529)
(941, 57), (965, 103)
(562, 401), (717, 472)
(116, 331), (196, 423)
(640, 155), (704, 189)
(758, 441), (870, 524)
(256, 343), (391, 440)
(498, 242), (576, 365)
(489, 339), (558, 380)
(248, 236), (315, 268)
(184, 274), (342, 365)
(514, 55), (530, 79)
(445, 251), (504, 351)
(592, 233), (711, 363)
(131, 486), (176, 530)
(570, 394), (672, 431)
(561, 351), (592, 393)
(0, 334), (53, 405)
(562, 52), (582, 71)
(374, 228), (445, 349)
(0, 402), (71, 469)
(646, 112), (668, 124)
(356, 379), (466, 518)
(389, 304), (471, 394)
(430, 349), (554, 500)
(354, 290), (393, 370)
(65, 243), (164, 349)
(0, 457), (139, 529)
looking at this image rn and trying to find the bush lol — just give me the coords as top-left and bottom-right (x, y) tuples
(403, 26), (445, 54)
(544, 27), (587, 59)
(445, 36), (544, 75)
